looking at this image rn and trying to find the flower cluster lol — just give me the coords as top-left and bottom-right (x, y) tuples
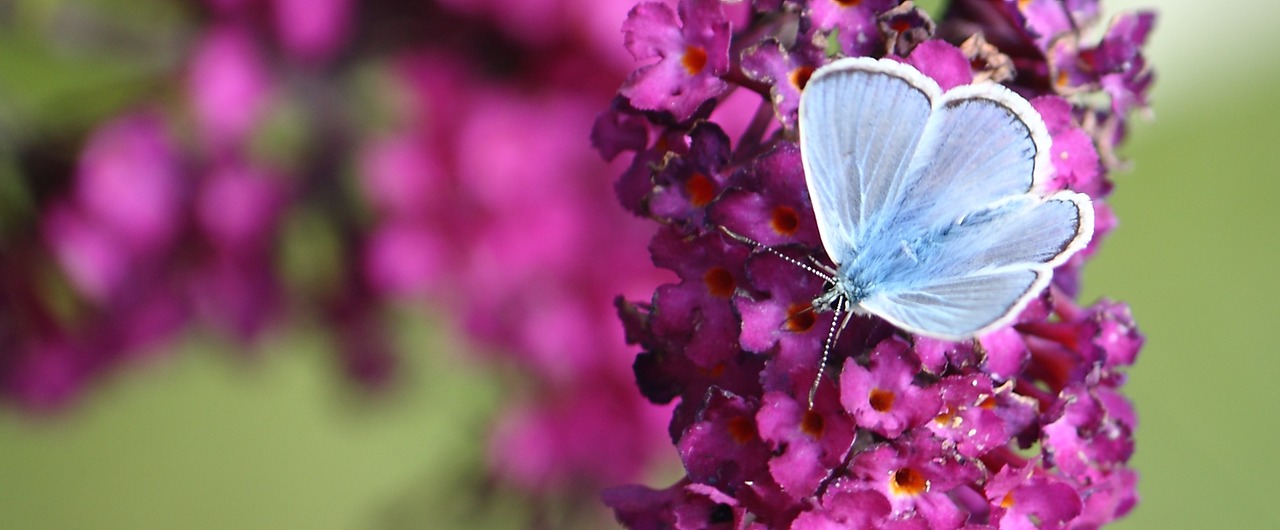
(5, 0), (672, 514)
(3, 0), (378, 412)
(599, 0), (1152, 528)
(358, 26), (673, 493)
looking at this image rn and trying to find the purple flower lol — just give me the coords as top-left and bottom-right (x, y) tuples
(601, 1), (1153, 528)
(1049, 11), (1156, 114)
(879, 1), (938, 58)
(840, 337), (941, 439)
(187, 25), (273, 150)
(985, 464), (1084, 530)
(362, 222), (446, 297)
(1032, 96), (1107, 197)
(713, 144), (821, 248)
(272, 0), (352, 64)
(621, 0), (732, 121)
(190, 162), (289, 341)
(927, 373), (1037, 458)
(3, 337), (87, 411)
(649, 123), (734, 226)
(43, 203), (135, 304)
(846, 432), (978, 529)
(757, 390), (856, 499)
(71, 113), (185, 258)
(740, 39), (824, 128)
(196, 163), (289, 252)
(357, 134), (449, 297)
(490, 376), (672, 490)
(899, 39), (972, 90)
(808, 0), (899, 57)
(647, 226), (751, 376)
(790, 488), (892, 530)
(189, 251), (281, 342)
(45, 113), (184, 303)
(356, 41), (677, 498)
(603, 479), (751, 530)
(940, 0), (1156, 119)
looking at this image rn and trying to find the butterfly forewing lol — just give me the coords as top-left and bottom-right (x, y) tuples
(896, 86), (1049, 229)
(799, 58), (939, 263)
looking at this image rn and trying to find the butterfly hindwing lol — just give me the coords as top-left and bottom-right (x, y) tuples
(872, 192), (1092, 338)
(860, 269), (1043, 340)
(905, 193), (1092, 281)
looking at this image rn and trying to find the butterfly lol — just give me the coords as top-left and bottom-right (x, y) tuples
(784, 57), (1094, 343)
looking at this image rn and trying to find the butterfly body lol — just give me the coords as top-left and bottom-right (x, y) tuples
(798, 57), (1093, 341)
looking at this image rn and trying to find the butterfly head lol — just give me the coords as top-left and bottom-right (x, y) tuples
(812, 273), (872, 315)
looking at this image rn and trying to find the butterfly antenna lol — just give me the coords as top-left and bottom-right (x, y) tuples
(808, 296), (848, 409)
(718, 226), (835, 282)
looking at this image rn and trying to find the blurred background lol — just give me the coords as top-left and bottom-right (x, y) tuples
(0, 0), (1275, 528)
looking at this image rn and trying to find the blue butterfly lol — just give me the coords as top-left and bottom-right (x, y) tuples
(792, 57), (1094, 342)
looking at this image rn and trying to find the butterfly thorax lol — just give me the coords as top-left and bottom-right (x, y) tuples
(818, 228), (946, 313)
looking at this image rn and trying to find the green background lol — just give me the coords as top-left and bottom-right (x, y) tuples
(2, 0), (1277, 528)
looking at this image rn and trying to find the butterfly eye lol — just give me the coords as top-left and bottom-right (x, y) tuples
(811, 286), (843, 313)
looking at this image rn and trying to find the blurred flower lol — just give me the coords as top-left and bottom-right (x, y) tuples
(272, 0), (353, 64)
(600, 1), (1152, 528)
(187, 25), (273, 150)
(46, 113), (185, 303)
(361, 51), (673, 494)
(8, 3), (681, 525)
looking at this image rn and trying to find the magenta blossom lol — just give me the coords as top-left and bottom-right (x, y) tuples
(621, 0), (733, 121)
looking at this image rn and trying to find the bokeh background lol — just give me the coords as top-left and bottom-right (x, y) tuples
(0, 0), (1275, 528)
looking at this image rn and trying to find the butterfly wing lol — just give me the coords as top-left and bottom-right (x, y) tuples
(860, 269), (1043, 340)
(861, 192), (1093, 340)
(892, 83), (1053, 231)
(799, 57), (941, 263)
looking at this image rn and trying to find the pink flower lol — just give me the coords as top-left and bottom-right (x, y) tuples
(187, 25), (273, 149)
(272, 0), (353, 64)
(620, 0), (732, 121)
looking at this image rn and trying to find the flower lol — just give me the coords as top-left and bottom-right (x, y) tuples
(621, 0), (733, 121)
(187, 25), (273, 150)
(840, 337), (941, 439)
(603, 1), (1153, 528)
(809, 0), (900, 57)
(272, 0), (353, 64)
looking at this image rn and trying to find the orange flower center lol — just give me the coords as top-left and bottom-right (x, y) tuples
(1001, 492), (1016, 509)
(685, 172), (716, 207)
(785, 303), (816, 332)
(727, 415), (757, 444)
(869, 388), (896, 412)
(801, 409), (825, 438)
(789, 66), (815, 90)
(935, 405), (958, 425)
(704, 267), (736, 297)
(890, 467), (929, 496)
(770, 206), (799, 236)
(682, 45), (709, 75)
